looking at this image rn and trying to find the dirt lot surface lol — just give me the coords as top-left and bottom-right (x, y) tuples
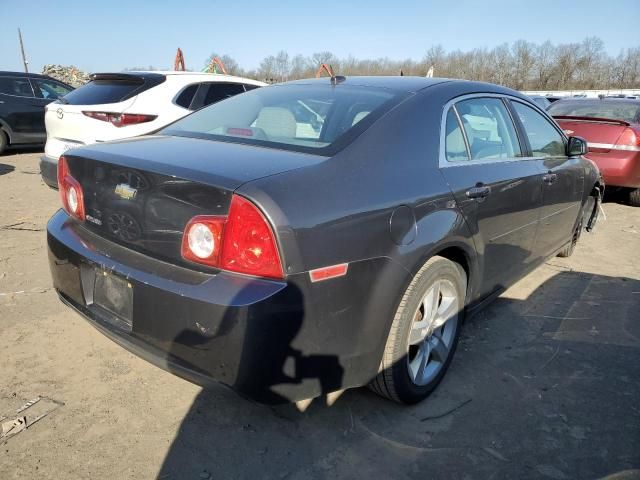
(0, 151), (639, 480)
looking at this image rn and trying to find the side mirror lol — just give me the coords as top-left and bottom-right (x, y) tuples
(567, 136), (588, 156)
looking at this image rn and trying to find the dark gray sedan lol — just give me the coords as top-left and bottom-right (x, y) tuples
(47, 76), (601, 405)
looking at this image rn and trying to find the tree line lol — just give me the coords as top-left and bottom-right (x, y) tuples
(205, 37), (639, 90)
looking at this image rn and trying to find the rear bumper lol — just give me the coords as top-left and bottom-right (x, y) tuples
(47, 210), (395, 403)
(586, 151), (640, 188)
(40, 155), (58, 188)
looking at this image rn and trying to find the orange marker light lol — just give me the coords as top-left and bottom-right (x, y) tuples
(309, 263), (349, 283)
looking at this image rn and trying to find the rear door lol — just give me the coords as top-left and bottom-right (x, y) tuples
(509, 100), (583, 258)
(0, 75), (45, 143)
(439, 95), (545, 296)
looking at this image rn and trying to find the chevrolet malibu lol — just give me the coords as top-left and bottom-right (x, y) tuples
(47, 77), (602, 405)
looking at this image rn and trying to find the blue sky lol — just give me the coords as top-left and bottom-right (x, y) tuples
(1, 0), (638, 73)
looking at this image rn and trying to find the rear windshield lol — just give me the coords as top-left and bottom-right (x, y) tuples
(60, 76), (162, 105)
(161, 84), (405, 155)
(548, 100), (640, 123)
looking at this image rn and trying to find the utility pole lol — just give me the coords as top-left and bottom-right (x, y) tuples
(18, 28), (29, 73)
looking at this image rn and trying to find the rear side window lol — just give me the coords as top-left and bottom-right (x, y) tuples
(32, 78), (72, 100)
(175, 84), (198, 109)
(0, 76), (34, 97)
(203, 83), (246, 106)
(162, 84), (403, 155)
(456, 97), (521, 160)
(512, 101), (565, 157)
(444, 108), (469, 161)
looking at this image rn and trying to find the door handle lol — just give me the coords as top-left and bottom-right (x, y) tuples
(466, 185), (491, 199)
(543, 173), (558, 185)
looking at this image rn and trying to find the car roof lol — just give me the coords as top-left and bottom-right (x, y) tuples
(281, 76), (528, 98)
(283, 76), (452, 92)
(0, 70), (53, 79)
(94, 71), (265, 85)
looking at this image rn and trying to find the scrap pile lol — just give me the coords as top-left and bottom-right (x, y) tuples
(41, 64), (90, 87)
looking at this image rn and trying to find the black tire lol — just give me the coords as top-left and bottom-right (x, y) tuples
(0, 130), (7, 155)
(628, 188), (640, 207)
(369, 256), (466, 404)
(557, 219), (583, 258)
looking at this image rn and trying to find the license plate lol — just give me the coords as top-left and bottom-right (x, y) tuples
(93, 270), (133, 330)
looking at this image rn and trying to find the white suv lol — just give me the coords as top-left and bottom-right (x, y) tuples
(40, 71), (265, 187)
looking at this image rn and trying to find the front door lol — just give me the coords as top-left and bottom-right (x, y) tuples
(439, 96), (545, 297)
(0, 76), (46, 143)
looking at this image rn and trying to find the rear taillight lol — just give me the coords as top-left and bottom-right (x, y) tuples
(616, 128), (640, 150)
(57, 156), (85, 221)
(181, 195), (284, 279)
(82, 111), (157, 128)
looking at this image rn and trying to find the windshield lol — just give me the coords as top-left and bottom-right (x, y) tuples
(548, 100), (640, 123)
(161, 84), (404, 155)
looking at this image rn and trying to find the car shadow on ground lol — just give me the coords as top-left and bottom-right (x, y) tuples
(157, 270), (640, 479)
(2, 146), (43, 156)
(0, 163), (15, 176)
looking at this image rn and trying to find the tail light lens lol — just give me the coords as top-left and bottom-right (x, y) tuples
(616, 128), (640, 150)
(82, 111), (157, 128)
(181, 195), (284, 279)
(57, 156), (85, 221)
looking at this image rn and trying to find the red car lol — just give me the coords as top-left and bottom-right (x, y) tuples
(549, 98), (640, 206)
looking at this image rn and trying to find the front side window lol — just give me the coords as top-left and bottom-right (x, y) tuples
(162, 84), (402, 155)
(512, 101), (565, 157)
(0, 77), (34, 97)
(33, 79), (73, 100)
(455, 97), (522, 160)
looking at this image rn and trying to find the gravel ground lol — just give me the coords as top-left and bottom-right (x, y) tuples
(0, 150), (639, 480)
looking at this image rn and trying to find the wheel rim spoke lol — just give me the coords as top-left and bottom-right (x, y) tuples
(408, 323), (426, 345)
(433, 294), (457, 330)
(423, 281), (440, 327)
(429, 331), (449, 363)
(410, 343), (429, 382)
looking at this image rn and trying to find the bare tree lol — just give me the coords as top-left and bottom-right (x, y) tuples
(242, 37), (639, 89)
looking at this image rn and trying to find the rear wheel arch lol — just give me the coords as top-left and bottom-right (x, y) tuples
(404, 242), (476, 308)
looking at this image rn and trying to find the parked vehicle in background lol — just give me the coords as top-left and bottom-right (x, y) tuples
(40, 71), (266, 187)
(0, 71), (73, 155)
(47, 77), (601, 406)
(549, 98), (640, 206)
(529, 95), (551, 110)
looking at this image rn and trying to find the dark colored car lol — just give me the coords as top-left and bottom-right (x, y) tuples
(0, 71), (73, 154)
(47, 77), (601, 405)
(549, 98), (640, 205)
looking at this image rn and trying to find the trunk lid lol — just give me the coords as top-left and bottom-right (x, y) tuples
(553, 116), (629, 153)
(64, 135), (323, 268)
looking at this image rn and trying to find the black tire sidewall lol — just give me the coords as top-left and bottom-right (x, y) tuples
(0, 130), (7, 155)
(628, 188), (640, 207)
(390, 258), (466, 404)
